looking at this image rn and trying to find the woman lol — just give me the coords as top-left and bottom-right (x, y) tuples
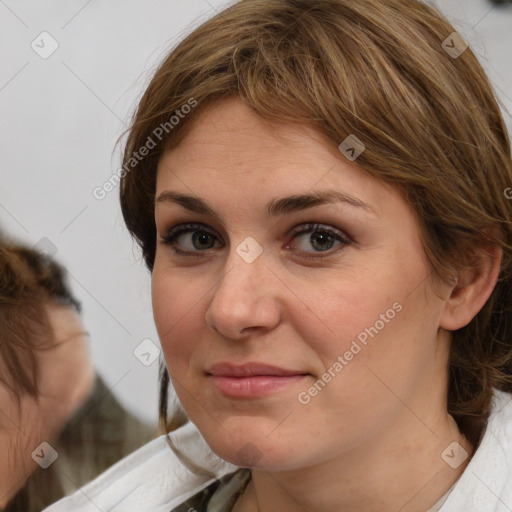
(45, 0), (512, 510)
(0, 241), (154, 511)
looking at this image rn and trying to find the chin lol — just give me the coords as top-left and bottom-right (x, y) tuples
(198, 420), (304, 470)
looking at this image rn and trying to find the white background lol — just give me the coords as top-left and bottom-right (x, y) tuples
(0, 0), (510, 425)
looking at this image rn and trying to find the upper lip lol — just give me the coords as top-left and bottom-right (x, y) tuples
(206, 362), (308, 377)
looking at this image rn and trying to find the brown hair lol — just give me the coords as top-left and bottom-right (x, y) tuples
(0, 241), (80, 509)
(119, 0), (512, 451)
(0, 242), (80, 400)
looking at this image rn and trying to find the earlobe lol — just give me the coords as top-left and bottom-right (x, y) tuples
(440, 244), (502, 331)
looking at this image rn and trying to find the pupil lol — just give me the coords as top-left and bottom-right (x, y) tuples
(311, 232), (334, 251)
(193, 231), (213, 249)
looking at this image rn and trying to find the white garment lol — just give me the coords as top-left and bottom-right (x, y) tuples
(43, 421), (237, 512)
(437, 388), (512, 512)
(43, 389), (512, 512)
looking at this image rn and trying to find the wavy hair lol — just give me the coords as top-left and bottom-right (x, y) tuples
(118, 0), (512, 456)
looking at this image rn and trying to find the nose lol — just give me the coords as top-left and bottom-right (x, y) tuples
(204, 250), (282, 340)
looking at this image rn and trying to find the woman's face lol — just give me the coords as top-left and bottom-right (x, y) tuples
(152, 97), (453, 470)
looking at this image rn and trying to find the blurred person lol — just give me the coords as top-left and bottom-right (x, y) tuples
(0, 241), (155, 511)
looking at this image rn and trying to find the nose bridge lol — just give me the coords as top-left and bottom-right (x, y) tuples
(213, 244), (268, 308)
(219, 233), (269, 295)
(205, 240), (280, 337)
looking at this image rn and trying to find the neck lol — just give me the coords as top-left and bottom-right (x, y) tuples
(235, 406), (474, 512)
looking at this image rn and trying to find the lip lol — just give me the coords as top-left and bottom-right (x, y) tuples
(206, 362), (307, 377)
(205, 362), (309, 398)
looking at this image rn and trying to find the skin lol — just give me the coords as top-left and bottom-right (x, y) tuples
(152, 97), (502, 512)
(0, 303), (94, 508)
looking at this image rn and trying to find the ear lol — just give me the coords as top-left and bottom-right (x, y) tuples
(440, 243), (502, 331)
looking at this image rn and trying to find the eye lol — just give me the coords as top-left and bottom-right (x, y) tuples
(286, 223), (350, 258)
(160, 223), (222, 256)
(160, 221), (351, 260)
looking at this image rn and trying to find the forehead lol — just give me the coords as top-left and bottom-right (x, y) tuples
(160, 100), (369, 184)
(155, 98), (411, 224)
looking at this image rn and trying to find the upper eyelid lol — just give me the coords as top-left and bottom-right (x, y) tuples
(164, 221), (344, 234)
(291, 223), (349, 238)
(163, 222), (349, 244)
(165, 222), (221, 239)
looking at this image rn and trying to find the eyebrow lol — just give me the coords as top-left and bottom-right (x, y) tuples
(155, 190), (377, 218)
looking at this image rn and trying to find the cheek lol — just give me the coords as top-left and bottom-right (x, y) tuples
(152, 270), (206, 368)
(295, 256), (431, 383)
(293, 266), (401, 358)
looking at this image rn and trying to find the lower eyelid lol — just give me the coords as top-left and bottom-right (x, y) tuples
(285, 237), (348, 259)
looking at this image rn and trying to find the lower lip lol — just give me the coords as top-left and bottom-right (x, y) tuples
(209, 375), (308, 398)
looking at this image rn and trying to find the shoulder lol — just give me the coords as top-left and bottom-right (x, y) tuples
(439, 388), (512, 511)
(42, 421), (238, 512)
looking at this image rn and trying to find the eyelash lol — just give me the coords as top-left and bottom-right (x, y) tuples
(160, 222), (351, 260)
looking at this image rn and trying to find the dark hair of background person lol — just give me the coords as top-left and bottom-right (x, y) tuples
(0, 241), (155, 512)
(116, 0), (512, 474)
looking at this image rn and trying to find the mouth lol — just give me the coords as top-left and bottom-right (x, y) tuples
(205, 362), (310, 398)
